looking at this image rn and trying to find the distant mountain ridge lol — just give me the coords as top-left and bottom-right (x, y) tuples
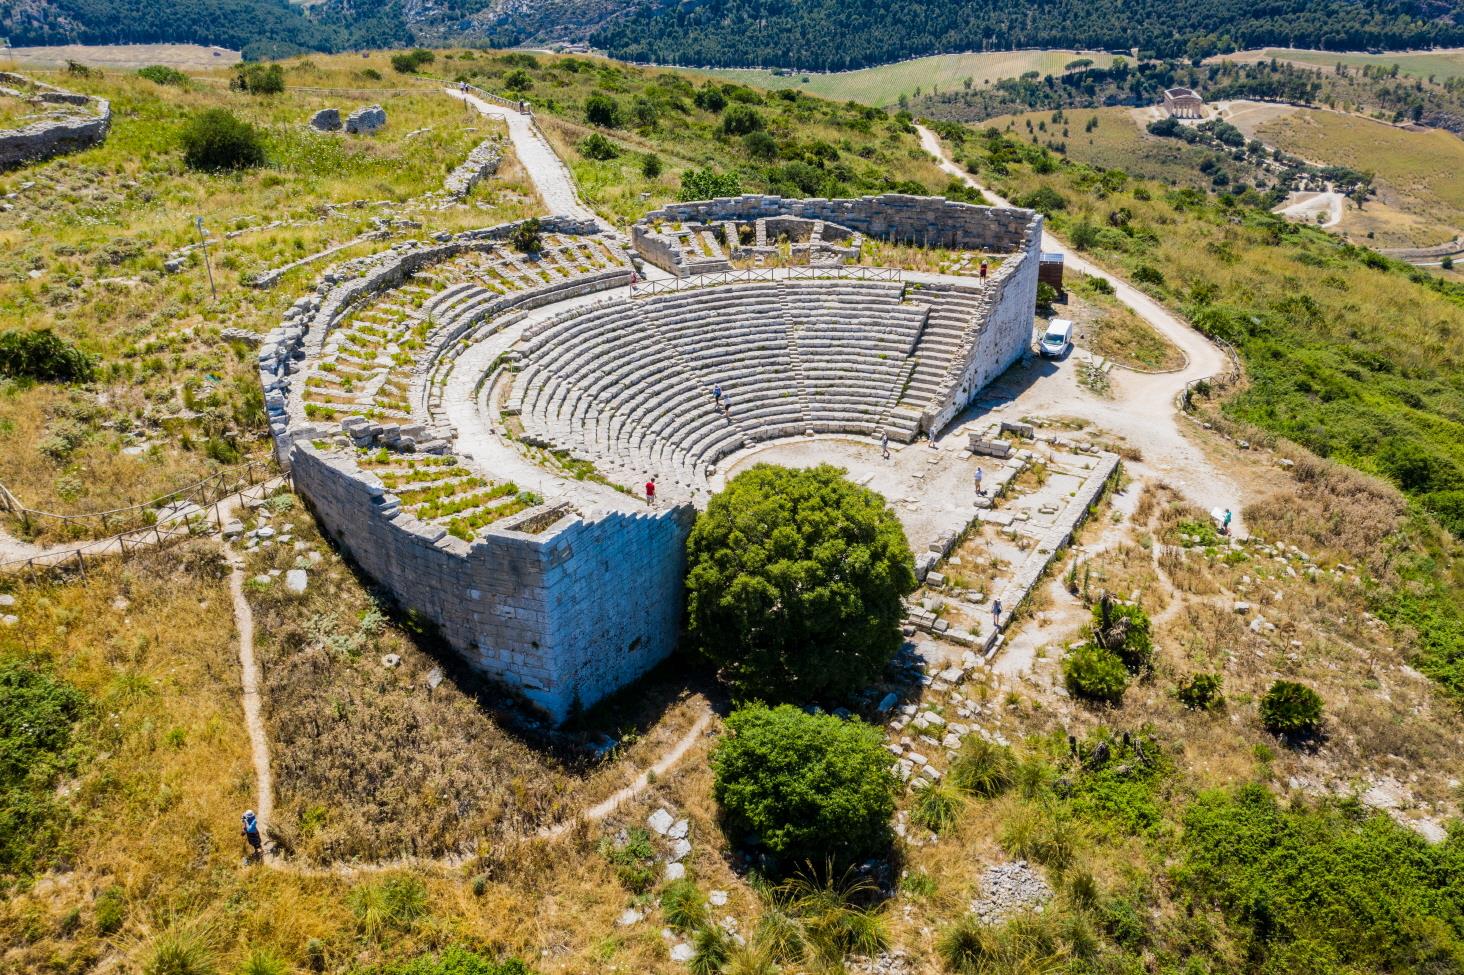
(4, 0), (1461, 67)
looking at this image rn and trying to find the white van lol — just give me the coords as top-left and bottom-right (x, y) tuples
(1039, 319), (1073, 359)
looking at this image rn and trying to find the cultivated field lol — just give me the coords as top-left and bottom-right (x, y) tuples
(1219, 46), (1464, 82)
(980, 107), (1223, 188)
(694, 49), (1115, 106)
(1254, 107), (1464, 245)
(0, 42), (241, 70)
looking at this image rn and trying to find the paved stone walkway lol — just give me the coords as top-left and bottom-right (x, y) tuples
(444, 89), (604, 228)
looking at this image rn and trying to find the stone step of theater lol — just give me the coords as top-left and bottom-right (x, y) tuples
(507, 278), (991, 499)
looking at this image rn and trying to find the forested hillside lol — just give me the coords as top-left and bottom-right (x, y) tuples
(593, 0), (1464, 70)
(6, 0), (1462, 68)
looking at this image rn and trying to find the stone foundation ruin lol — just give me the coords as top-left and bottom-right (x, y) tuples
(0, 72), (111, 170)
(265, 196), (1041, 723)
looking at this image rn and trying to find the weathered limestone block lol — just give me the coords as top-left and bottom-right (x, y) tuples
(309, 108), (342, 132)
(345, 105), (387, 135)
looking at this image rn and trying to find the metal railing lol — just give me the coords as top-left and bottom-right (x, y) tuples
(1, 459), (277, 539)
(630, 264), (902, 298)
(0, 473), (290, 579)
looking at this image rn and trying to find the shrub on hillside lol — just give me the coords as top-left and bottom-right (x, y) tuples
(585, 93), (622, 128)
(1018, 186), (1066, 215)
(1090, 593), (1153, 672)
(503, 68), (533, 92)
(693, 87), (727, 114)
(137, 65), (188, 86)
(390, 49), (435, 74)
(640, 153), (663, 179)
(0, 328), (95, 382)
(0, 663), (88, 874)
(685, 464), (916, 701)
(1036, 282), (1059, 310)
(712, 704), (897, 865)
(720, 103), (763, 136)
(1177, 672), (1223, 711)
(948, 737), (1016, 797)
(230, 62), (284, 94)
(1259, 680), (1323, 738)
(507, 217), (542, 254)
(179, 109), (266, 172)
(1062, 644), (1129, 704)
(578, 132), (619, 160)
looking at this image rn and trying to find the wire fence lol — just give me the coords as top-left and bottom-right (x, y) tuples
(0, 459), (277, 540)
(1180, 336), (1242, 411)
(0, 473), (291, 580)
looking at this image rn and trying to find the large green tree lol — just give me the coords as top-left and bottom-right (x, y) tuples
(712, 704), (897, 865)
(685, 464), (915, 701)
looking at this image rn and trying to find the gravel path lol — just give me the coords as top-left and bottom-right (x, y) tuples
(444, 88), (606, 228)
(917, 124), (1247, 528)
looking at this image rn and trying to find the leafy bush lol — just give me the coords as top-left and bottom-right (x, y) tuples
(599, 827), (656, 892)
(720, 104), (763, 136)
(1036, 281), (1059, 309)
(578, 132), (619, 160)
(1259, 680), (1323, 737)
(0, 662), (87, 874)
(585, 93), (622, 127)
(179, 109), (265, 172)
(1177, 672), (1223, 710)
(1018, 186), (1066, 214)
(948, 738), (1016, 798)
(679, 167), (742, 201)
(390, 49), (435, 74)
(1090, 594), (1153, 672)
(508, 217), (542, 254)
(743, 129), (778, 159)
(685, 464), (915, 700)
(1131, 264), (1166, 287)
(1179, 784), (1464, 972)
(712, 704), (897, 865)
(137, 65), (188, 86)
(640, 153), (663, 178)
(360, 947), (534, 975)
(1061, 645), (1129, 703)
(0, 328), (95, 382)
(503, 68), (533, 91)
(230, 62), (284, 94)
(693, 86), (727, 112)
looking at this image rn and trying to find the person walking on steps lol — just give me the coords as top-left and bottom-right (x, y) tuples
(242, 809), (262, 861)
(974, 466), (985, 496)
(880, 430), (890, 460)
(711, 383), (723, 408)
(645, 477), (656, 506)
(991, 598), (1002, 629)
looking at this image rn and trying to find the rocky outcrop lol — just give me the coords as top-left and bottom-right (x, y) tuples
(345, 104), (387, 135)
(0, 72), (111, 170)
(308, 108), (342, 132)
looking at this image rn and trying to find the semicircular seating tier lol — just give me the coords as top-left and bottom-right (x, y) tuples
(506, 277), (1006, 496)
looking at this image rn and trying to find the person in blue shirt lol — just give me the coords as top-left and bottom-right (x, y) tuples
(242, 809), (262, 859)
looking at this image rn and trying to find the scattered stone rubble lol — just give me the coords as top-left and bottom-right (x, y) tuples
(971, 861), (1052, 924)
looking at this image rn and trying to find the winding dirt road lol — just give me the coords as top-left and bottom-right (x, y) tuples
(917, 124), (1246, 525)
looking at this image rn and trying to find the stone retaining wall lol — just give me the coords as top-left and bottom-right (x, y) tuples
(925, 229), (1043, 433)
(633, 194), (1039, 275)
(262, 219), (688, 723)
(0, 73), (111, 170)
(290, 445), (692, 721)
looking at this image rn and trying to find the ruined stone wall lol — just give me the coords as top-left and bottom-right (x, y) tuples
(926, 225), (1043, 433)
(264, 221), (686, 723)
(290, 444), (692, 721)
(0, 73), (110, 170)
(635, 194), (1038, 275)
